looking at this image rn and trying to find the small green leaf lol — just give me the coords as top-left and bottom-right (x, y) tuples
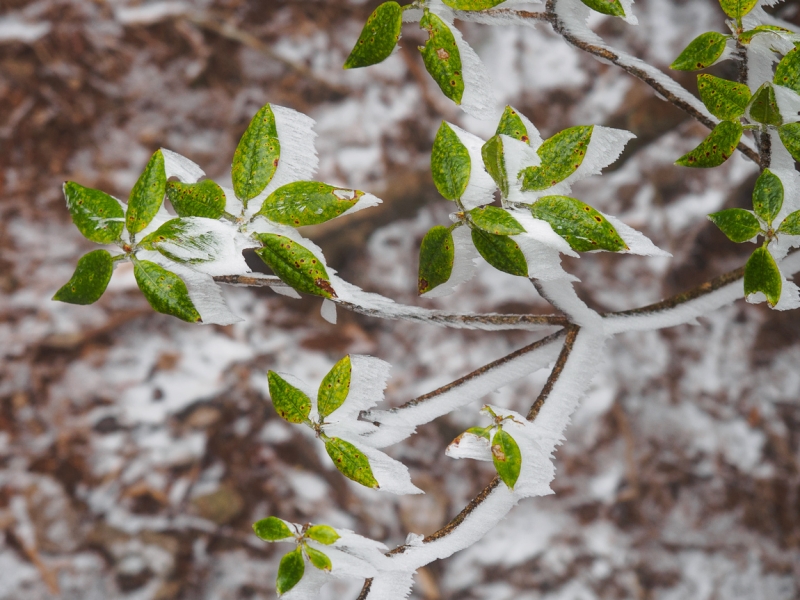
(267, 371), (312, 424)
(258, 181), (363, 227)
(739, 25), (792, 45)
(708, 209), (761, 243)
(166, 180), (226, 219)
(133, 259), (201, 323)
(419, 10), (464, 104)
(469, 206), (525, 235)
(495, 106), (530, 143)
(253, 517), (294, 542)
(529, 195), (628, 252)
(63, 182), (124, 243)
(481, 135), (508, 197)
(126, 150), (167, 236)
(697, 74), (751, 120)
(719, 0), (759, 20)
(520, 125), (593, 191)
(305, 546), (332, 571)
(675, 121), (742, 168)
(255, 234), (336, 299)
(744, 246), (782, 307)
(777, 210), (800, 235)
(306, 525), (340, 546)
(276, 548), (305, 596)
(471, 229), (528, 277)
(752, 169), (784, 226)
(325, 437), (379, 489)
(344, 2), (403, 69)
(53, 250), (114, 305)
(466, 426), (492, 440)
(748, 83), (782, 126)
(139, 218), (218, 264)
(431, 122), (471, 201)
(418, 225), (455, 295)
(579, 0), (625, 17)
(491, 429), (521, 490)
(232, 104), (280, 205)
(318, 356), (351, 419)
(442, 0), (506, 9)
(670, 32), (728, 71)
(774, 47), (800, 94)
(778, 123), (800, 162)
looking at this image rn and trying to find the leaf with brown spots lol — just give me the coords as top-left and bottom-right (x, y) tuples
(254, 234), (336, 299)
(530, 195), (628, 253)
(675, 121), (742, 168)
(520, 126), (594, 192)
(419, 10), (464, 104)
(325, 437), (379, 489)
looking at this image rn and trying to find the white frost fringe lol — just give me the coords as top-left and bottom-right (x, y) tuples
(448, 123), (497, 210)
(161, 148), (204, 183)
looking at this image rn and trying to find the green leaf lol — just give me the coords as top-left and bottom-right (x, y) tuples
(481, 135), (508, 197)
(744, 246), (782, 307)
(325, 437), (379, 489)
(419, 10), (464, 104)
(670, 32), (728, 71)
(675, 121), (742, 168)
(777, 210), (800, 235)
(418, 225), (455, 295)
(258, 181), (364, 227)
(126, 150), (167, 236)
(305, 525), (340, 546)
(442, 0), (507, 9)
(752, 169), (784, 226)
(133, 259), (201, 323)
(491, 429), (521, 490)
(774, 47), (800, 94)
(253, 517), (294, 542)
(276, 548), (304, 596)
(739, 25), (792, 45)
(697, 74), (751, 120)
(469, 206), (524, 235)
(466, 426), (492, 440)
(254, 234), (336, 298)
(166, 180), (226, 219)
(708, 209), (761, 243)
(578, 0), (625, 17)
(529, 195), (628, 252)
(719, 0), (759, 20)
(232, 104), (280, 205)
(520, 125), (593, 191)
(748, 83), (782, 126)
(63, 182), (124, 243)
(344, 2), (403, 69)
(305, 546), (332, 571)
(267, 371), (312, 424)
(318, 356), (351, 419)
(139, 218), (218, 264)
(778, 123), (800, 162)
(495, 105), (530, 143)
(471, 229), (528, 277)
(431, 122), (471, 200)
(53, 250), (114, 305)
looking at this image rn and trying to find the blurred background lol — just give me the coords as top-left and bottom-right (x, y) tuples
(2, 0), (800, 598)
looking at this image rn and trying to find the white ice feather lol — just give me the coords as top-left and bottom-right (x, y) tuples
(447, 123), (497, 209)
(320, 298), (337, 324)
(339, 192), (384, 218)
(603, 214), (671, 257)
(326, 355), (392, 424)
(339, 438), (423, 495)
(220, 185), (243, 217)
(617, 0), (637, 25)
(270, 285), (302, 299)
(420, 225), (480, 298)
(244, 104), (319, 217)
(774, 84), (800, 124)
(502, 135), (541, 204)
(446, 431), (492, 461)
(508, 209), (579, 282)
(364, 571), (415, 600)
(161, 148), (204, 183)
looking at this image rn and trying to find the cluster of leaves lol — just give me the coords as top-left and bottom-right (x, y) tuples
(267, 356), (382, 489)
(55, 103), (383, 321)
(448, 406), (523, 489)
(344, 1), (631, 115)
(710, 169), (800, 305)
(419, 106), (632, 295)
(252, 517), (340, 595)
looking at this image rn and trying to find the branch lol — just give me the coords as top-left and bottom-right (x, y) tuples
(213, 274), (568, 330)
(526, 324), (580, 421)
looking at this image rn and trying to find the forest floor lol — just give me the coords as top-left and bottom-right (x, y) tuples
(1, 1), (800, 599)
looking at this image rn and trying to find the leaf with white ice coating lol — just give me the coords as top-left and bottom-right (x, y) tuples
(325, 437), (379, 489)
(133, 259), (201, 323)
(520, 126), (593, 191)
(529, 195), (627, 252)
(744, 246), (782, 307)
(255, 234), (336, 298)
(232, 104), (280, 205)
(419, 10), (464, 104)
(267, 371), (312, 424)
(317, 356), (351, 419)
(63, 182), (124, 243)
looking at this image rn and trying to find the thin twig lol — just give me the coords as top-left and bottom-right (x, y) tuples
(526, 325), (579, 421)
